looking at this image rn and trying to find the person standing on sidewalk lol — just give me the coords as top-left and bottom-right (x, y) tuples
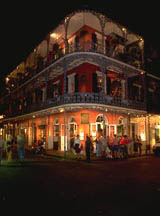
(0, 135), (5, 165)
(74, 135), (81, 160)
(96, 130), (103, 159)
(119, 135), (128, 159)
(6, 134), (13, 161)
(17, 129), (26, 161)
(112, 134), (120, 159)
(85, 135), (92, 162)
(137, 135), (142, 156)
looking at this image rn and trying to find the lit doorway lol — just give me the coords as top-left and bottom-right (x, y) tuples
(68, 116), (77, 150)
(117, 117), (124, 137)
(53, 118), (59, 150)
(90, 114), (109, 140)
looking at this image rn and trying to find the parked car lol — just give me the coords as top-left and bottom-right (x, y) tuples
(153, 142), (160, 156)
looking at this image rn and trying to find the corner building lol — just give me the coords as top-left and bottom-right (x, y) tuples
(1, 10), (159, 152)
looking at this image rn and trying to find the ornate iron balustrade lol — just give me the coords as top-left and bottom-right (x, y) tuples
(7, 41), (142, 91)
(5, 92), (146, 119)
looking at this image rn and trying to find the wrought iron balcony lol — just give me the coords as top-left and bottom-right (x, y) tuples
(4, 92), (146, 119)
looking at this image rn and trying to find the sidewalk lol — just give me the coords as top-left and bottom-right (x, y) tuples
(45, 149), (153, 161)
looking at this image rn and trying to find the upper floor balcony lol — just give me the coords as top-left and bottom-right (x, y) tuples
(1, 51), (146, 120)
(6, 10), (144, 93)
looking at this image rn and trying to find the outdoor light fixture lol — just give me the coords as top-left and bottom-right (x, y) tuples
(122, 27), (126, 33)
(50, 33), (61, 40)
(60, 108), (64, 112)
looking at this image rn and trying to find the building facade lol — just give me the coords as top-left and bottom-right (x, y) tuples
(0, 10), (160, 152)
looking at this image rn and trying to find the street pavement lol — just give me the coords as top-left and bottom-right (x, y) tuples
(0, 154), (160, 216)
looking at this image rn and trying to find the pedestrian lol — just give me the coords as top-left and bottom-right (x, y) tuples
(119, 135), (128, 159)
(126, 136), (132, 157)
(102, 135), (108, 157)
(74, 135), (81, 160)
(133, 135), (139, 157)
(0, 135), (5, 165)
(70, 135), (75, 154)
(6, 134), (13, 161)
(17, 129), (26, 161)
(112, 134), (120, 159)
(137, 135), (142, 156)
(96, 129), (103, 159)
(85, 135), (92, 162)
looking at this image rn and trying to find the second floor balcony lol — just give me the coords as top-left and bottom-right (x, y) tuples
(2, 91), (146, 120)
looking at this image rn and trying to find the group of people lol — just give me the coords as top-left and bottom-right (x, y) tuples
(70, 131), (143, 162)
(0, 129), (26, 162)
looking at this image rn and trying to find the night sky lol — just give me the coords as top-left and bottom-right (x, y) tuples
(2, 1), (160, 79)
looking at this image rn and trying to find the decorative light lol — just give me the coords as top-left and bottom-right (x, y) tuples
(6, 77), (10, 83)
(140, 37), (143, 42)
(50, 33), (60, 39)
(122, 27), (126, 33)
(65, 16), (69, 23)
(60, 108), (64, 113)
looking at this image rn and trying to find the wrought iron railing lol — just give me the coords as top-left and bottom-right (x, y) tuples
(4, 92), (146, 119)
(6, 41), (142, 93)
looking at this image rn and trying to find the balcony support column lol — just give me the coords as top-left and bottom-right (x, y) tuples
(44, 69), (49, 102)
(63, 57), (68, 158)
(99, 15), (106, 54)
(125, 75), (129, 101)
(99, 60), (107, 95)
(63, 58), (68, 94)
(141, 72), (147, 109)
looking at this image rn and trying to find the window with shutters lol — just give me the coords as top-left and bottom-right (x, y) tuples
(53, 80), (60, 97)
